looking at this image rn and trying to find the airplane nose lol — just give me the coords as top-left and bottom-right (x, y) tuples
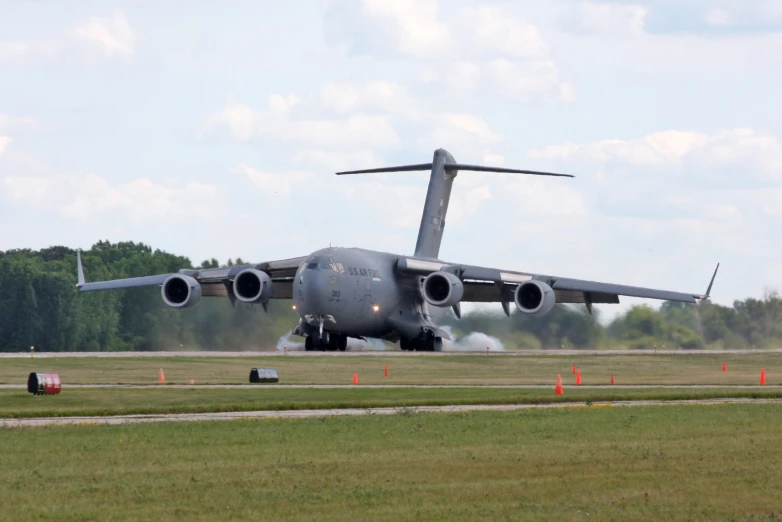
(301, 270), (329, 311)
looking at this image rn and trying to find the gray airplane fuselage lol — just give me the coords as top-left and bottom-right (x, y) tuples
(293, 247), (444, 339)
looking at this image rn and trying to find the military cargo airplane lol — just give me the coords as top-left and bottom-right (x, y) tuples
(76, 148), (719, 351)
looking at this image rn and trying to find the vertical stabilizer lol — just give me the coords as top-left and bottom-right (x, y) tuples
(335, 149), (573, 260)
(414, 149), (457, 258)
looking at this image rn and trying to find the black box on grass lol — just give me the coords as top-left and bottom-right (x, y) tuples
(249, 368), (279, 383)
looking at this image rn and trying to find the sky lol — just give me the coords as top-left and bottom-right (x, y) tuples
(1, 0), (782, 319)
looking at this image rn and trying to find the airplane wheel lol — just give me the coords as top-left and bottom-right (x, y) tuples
(305, 336), (313, 351)
(399, 338), (412, 351)
(338, 335), (347, 351)
(318, 332), (331, 351)
(415, 332), (437, 351)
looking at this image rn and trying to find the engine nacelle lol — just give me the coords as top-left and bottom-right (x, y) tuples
(233, 268), (273, 304)
(161, 275), (202, 309)
(421, 271), (464, 307)
(514, 280), (555, 317)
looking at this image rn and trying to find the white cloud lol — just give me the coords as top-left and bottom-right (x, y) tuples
(503, 177), (588, 218)
(234, 163), (310, 204)
(705, 8), (732, 26)
(1, 10), (136, 64)
(422, 114), (503, 154)
(561, 2), (648, 35)
(483, 154), (505, 167)
(0, 42), (29, 62)
(522, 127), (782, 266)
(318, 81), (410, 114)
(447, 184), (493, 226)
(461, 5), (548, 59)
(72, 9), (136, 57)
(325, 1), (574, 104)
(0, 41), (58, 64)
(762, 189), (782, 216)
(0, 137), (8, 156)
(291, 149), (384, 171)
(487, 59), (576, 103)
(441, 62), (481, 91)
(0, 113), (40, 133)
(201, 96), (400, 148)
(267, 93), (301, 112)
(360, 0), (452, 58)
(1, 172), (219, 221)
(344, 1), (550, 61)
(528, 128), (782, 184)
(700, 2), (782, 27)
(235, 161), (427, 235)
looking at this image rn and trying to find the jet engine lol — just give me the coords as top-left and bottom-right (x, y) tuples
(233, 268), (273, 304)
(421, 271), (464, 307)
(161, 275), (202, 309)
(514, 280), (555, 317)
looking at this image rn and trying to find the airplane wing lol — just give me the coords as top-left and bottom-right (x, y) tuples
(396, 256), (719, 314)
(76, 251), (304, 302)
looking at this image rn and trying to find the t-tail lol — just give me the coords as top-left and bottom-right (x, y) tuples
(336, 148), (574, 259)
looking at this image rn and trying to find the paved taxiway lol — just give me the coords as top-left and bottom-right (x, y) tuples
(1, 349), (781, 358)
(0, 384), (780, 389)
(3, 398), (780, 428)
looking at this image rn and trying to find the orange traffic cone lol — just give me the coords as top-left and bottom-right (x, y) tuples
(572, 364), (577, 375)
(761, 368), (766, 385)
(190, 379), (195, 385)
(576, 370), (582, 385)
(555, 375), (564, 395)
(723, 362), (727, 372)
(384, 364), (388, 377)
(610, 374), (615, 385)
(158, 368), (165, 383)
(353, 372), (358, 385)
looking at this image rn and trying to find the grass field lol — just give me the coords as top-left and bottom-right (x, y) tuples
(1, 353), (779, 386)
(3, 387), (782, 419)
(1, 404), (780, 521)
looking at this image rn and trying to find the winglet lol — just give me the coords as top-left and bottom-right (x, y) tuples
(76, 250), (86, 288)
(700, 262), (720, 300)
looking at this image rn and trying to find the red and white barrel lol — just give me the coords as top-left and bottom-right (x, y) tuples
(27, 372), (62, 395)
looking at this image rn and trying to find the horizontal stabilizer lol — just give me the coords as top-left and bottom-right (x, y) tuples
(336, 163), (433, 175)
(337, 163), (574, 178)
(443, 163), (573, 178)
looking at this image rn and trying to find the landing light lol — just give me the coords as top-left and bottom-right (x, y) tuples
(292, 305), (297, 310)
(372, 305), (380, 313)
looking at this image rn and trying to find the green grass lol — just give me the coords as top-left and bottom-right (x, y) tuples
(1, 353), (780, 385)
(1, 404), (782, 521)
(3, 387), (782, 419)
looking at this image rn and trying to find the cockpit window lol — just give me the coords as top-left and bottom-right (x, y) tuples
(305, 257), (344, 272)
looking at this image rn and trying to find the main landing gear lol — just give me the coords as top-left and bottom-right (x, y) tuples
(399, 331), (443, 352)
(305, 332), (347, 352)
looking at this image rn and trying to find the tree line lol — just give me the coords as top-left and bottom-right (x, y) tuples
(0, 242), (299, 352)
(0, 241), (780, 351)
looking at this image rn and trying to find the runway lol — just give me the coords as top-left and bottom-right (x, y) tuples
(3, 397), (780, 428)
(0, 383), (780, 390)
(2, 349), (781, 358)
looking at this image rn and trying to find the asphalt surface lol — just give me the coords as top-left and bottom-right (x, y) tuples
(2, 349), (781, 358)
(0, 384), (780, 390)
(3, 398), (780, 428)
